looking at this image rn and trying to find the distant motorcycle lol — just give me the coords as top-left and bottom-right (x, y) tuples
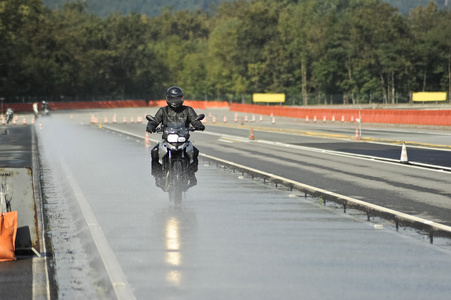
(146, 114), (204, 204)
(5, 108), (14, 124)
(41, 102), (50, 116)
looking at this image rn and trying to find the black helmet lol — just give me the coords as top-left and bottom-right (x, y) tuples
(166, 86), (184, 109)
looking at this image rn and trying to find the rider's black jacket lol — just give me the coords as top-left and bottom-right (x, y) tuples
(151, 105), (200, 129)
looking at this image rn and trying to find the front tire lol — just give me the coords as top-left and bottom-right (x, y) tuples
(168, 160), (184, 204)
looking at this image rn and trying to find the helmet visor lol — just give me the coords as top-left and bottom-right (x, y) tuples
(167, 97), (183, 108)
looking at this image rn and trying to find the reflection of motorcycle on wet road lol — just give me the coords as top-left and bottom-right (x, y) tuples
(153, 206), (197, 289)
(146, 114), (204, 204)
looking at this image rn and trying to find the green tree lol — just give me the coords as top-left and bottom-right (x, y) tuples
(342, 0), (412, 103)
(279, 0), (345, 105)
(207, 17), (244, 98)
(0, 0), (43, 99)
(409, 2), (450, 96)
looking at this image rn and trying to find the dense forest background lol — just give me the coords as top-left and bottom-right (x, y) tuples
(42, 0), (450, 16)
(1, 0), (451, 105)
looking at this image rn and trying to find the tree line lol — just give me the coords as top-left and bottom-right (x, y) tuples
(1, 0), (450, 105)
(42, 0), (450, 18)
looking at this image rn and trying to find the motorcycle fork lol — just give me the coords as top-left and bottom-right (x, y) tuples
(168, 150), (185, 165)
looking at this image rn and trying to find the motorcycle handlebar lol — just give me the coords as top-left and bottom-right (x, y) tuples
(153, 127), (199, 134)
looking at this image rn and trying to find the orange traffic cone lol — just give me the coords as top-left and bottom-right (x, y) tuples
(249, 128), (255, 140)
(400, 142), (408, 163)
(306, 116), (309, 123)
(145, 132), (150, 145)
(354, 128), (360, 140)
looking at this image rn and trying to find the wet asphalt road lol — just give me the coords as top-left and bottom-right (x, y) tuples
(32, 110), (451, 299)
(100, 108), (451, 227)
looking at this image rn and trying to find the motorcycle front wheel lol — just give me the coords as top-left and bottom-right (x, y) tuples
(168, 160), (184, 204)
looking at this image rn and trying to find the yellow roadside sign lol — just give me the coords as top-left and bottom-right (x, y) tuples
(412, 92), (447, 102)
(253, 93), (285, 103)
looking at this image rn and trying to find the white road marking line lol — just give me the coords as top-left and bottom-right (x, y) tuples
(60, 162), (136, 300)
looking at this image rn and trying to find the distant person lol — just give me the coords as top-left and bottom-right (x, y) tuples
(32, 102), (39, 118)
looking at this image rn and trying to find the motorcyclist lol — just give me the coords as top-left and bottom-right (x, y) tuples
(146, 86), (205, 188)
(6, 108), (14, 124)
(41, 100), (50, 115)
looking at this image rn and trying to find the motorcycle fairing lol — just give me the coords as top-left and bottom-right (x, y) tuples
(157, 140), (195, 164)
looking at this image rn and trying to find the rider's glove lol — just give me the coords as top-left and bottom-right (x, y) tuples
(146, 122), (156, 133)
(192, 120), (205, 131)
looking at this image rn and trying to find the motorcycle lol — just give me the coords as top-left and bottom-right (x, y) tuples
(41, 103), (50, 116)
(5, 108), (14, 124)
(146, 114), (204, 204)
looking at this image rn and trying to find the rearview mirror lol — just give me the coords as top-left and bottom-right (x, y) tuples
(146, 115), (156, 122)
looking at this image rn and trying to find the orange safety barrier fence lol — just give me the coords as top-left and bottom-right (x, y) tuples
(2, 100), (148, 112)
(1, 100), (229, 113)
(147, 100), (229, 109)
(50, 100), (148, 110)
(3, 101), (450, 126)
(230, 103), (451, 126)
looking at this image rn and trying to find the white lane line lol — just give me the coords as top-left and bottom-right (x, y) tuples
(104, 125), (451, 172)
(60, 162), (136, 300)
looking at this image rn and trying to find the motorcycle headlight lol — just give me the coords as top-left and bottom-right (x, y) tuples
(167, 134), (179, 143)
(167, 134), (186, 143)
